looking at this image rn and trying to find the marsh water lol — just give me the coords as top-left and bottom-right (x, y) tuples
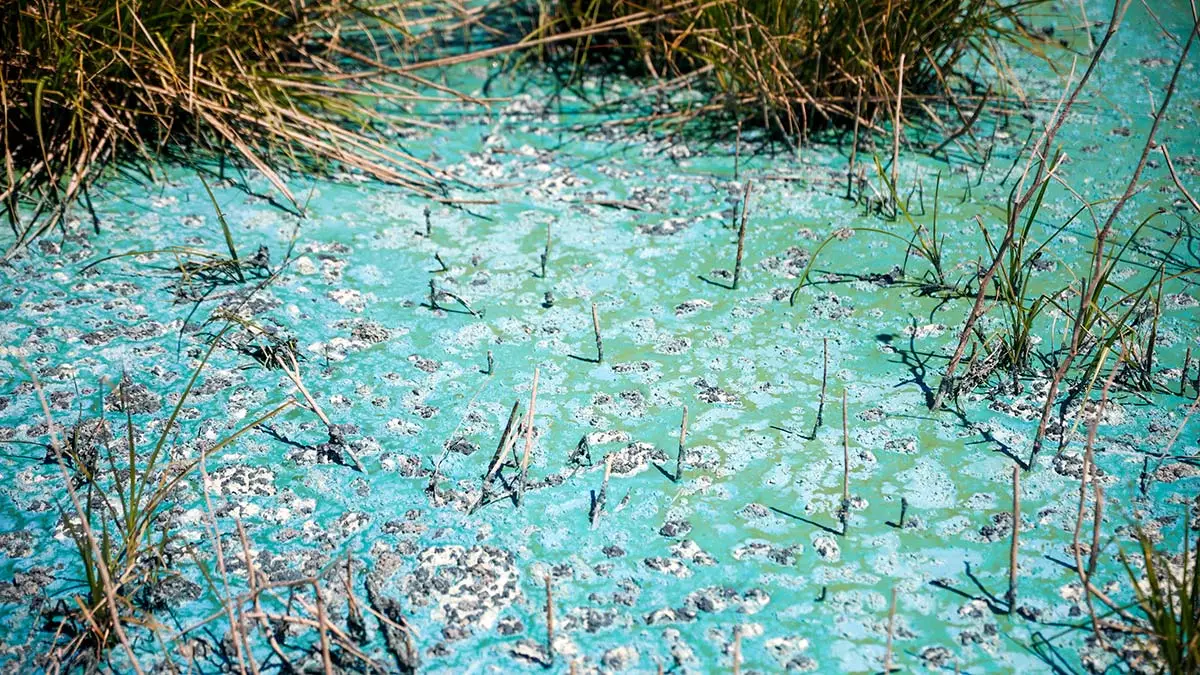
(1, 2), (1198, 672)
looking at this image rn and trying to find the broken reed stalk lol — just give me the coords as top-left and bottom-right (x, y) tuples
(884, 587), (898, 673)
(815, 337), (829, 431)
(1030, 16), (1196, 467)
(545, 574), (555, 661)
(472, 400), (521, 515)
(841, 388), (850, 535)
(487, 350), (495, 376)
(279, 351), (365, 473)
(1008, 464), (1020, 612)
(541, 223), (551, 278)
(591, 454), (613, 527)
(518, 368), (540, 506)
(591, 302), (604, 363)
(428, 279), (439, 310)
(424, 206), (432, 237)
(733, 181), (751, 289)
(676, 405), (689, 483)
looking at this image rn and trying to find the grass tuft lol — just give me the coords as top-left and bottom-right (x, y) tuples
(529, 0), (1043, 137)
(0, 0), (471, 256)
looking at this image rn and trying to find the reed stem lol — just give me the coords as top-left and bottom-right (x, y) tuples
(591, 302), (604, 363)
(676, 405), (689, 483)
(518, 368), (540, 506)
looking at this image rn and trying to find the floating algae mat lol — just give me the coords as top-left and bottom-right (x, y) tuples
(1, 3), (1199, 673)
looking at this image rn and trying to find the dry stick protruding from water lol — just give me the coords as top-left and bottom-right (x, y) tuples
(1074, 357), (1120, 639)
(424, 206), (432, 237)
(931, 1), (1130, 416)
(591, 302), (604, 363)
(487, 349), (495, 376)
(884, 587), (898, 673)
(277, 349), (366, 473)
(1182, 347), (1192, 396)
(541, 222), (552, 278)
(591, 454), (614, 527)
(732, 627), (742, 675)
(733, 181), (751, 289)
(1030, 16), (1197, 467)
(840, 388), (850, 535)
(675, 405), (689, 482)
(518, 368), (540, 506)
(814, 337), (829, 433)
(1008, 464), (1020, 613)
(544, 574), (555, 662)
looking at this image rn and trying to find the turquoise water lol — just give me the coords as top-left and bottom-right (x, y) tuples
(1, 2), (1198, 672)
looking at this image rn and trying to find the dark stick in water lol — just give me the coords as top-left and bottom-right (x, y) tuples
(1182, 347), (1191, 396)
(1008, 464), (1020, 613)
(814, 337), (829, 433)
(840, 388), (850, 535)
(733, 181), (751, 289)
(590, 455), (613, 527)
(545, 574), (555, 661)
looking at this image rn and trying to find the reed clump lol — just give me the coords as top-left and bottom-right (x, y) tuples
(0, 0), (468, 256)
(531, 0), (1040, 137)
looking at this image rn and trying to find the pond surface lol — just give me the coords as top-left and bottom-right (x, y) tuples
(1, 1), (1198, 672)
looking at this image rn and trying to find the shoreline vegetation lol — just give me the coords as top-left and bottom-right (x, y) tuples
(1, 0), (1199, 672)
(1, 0), (1042, 259)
